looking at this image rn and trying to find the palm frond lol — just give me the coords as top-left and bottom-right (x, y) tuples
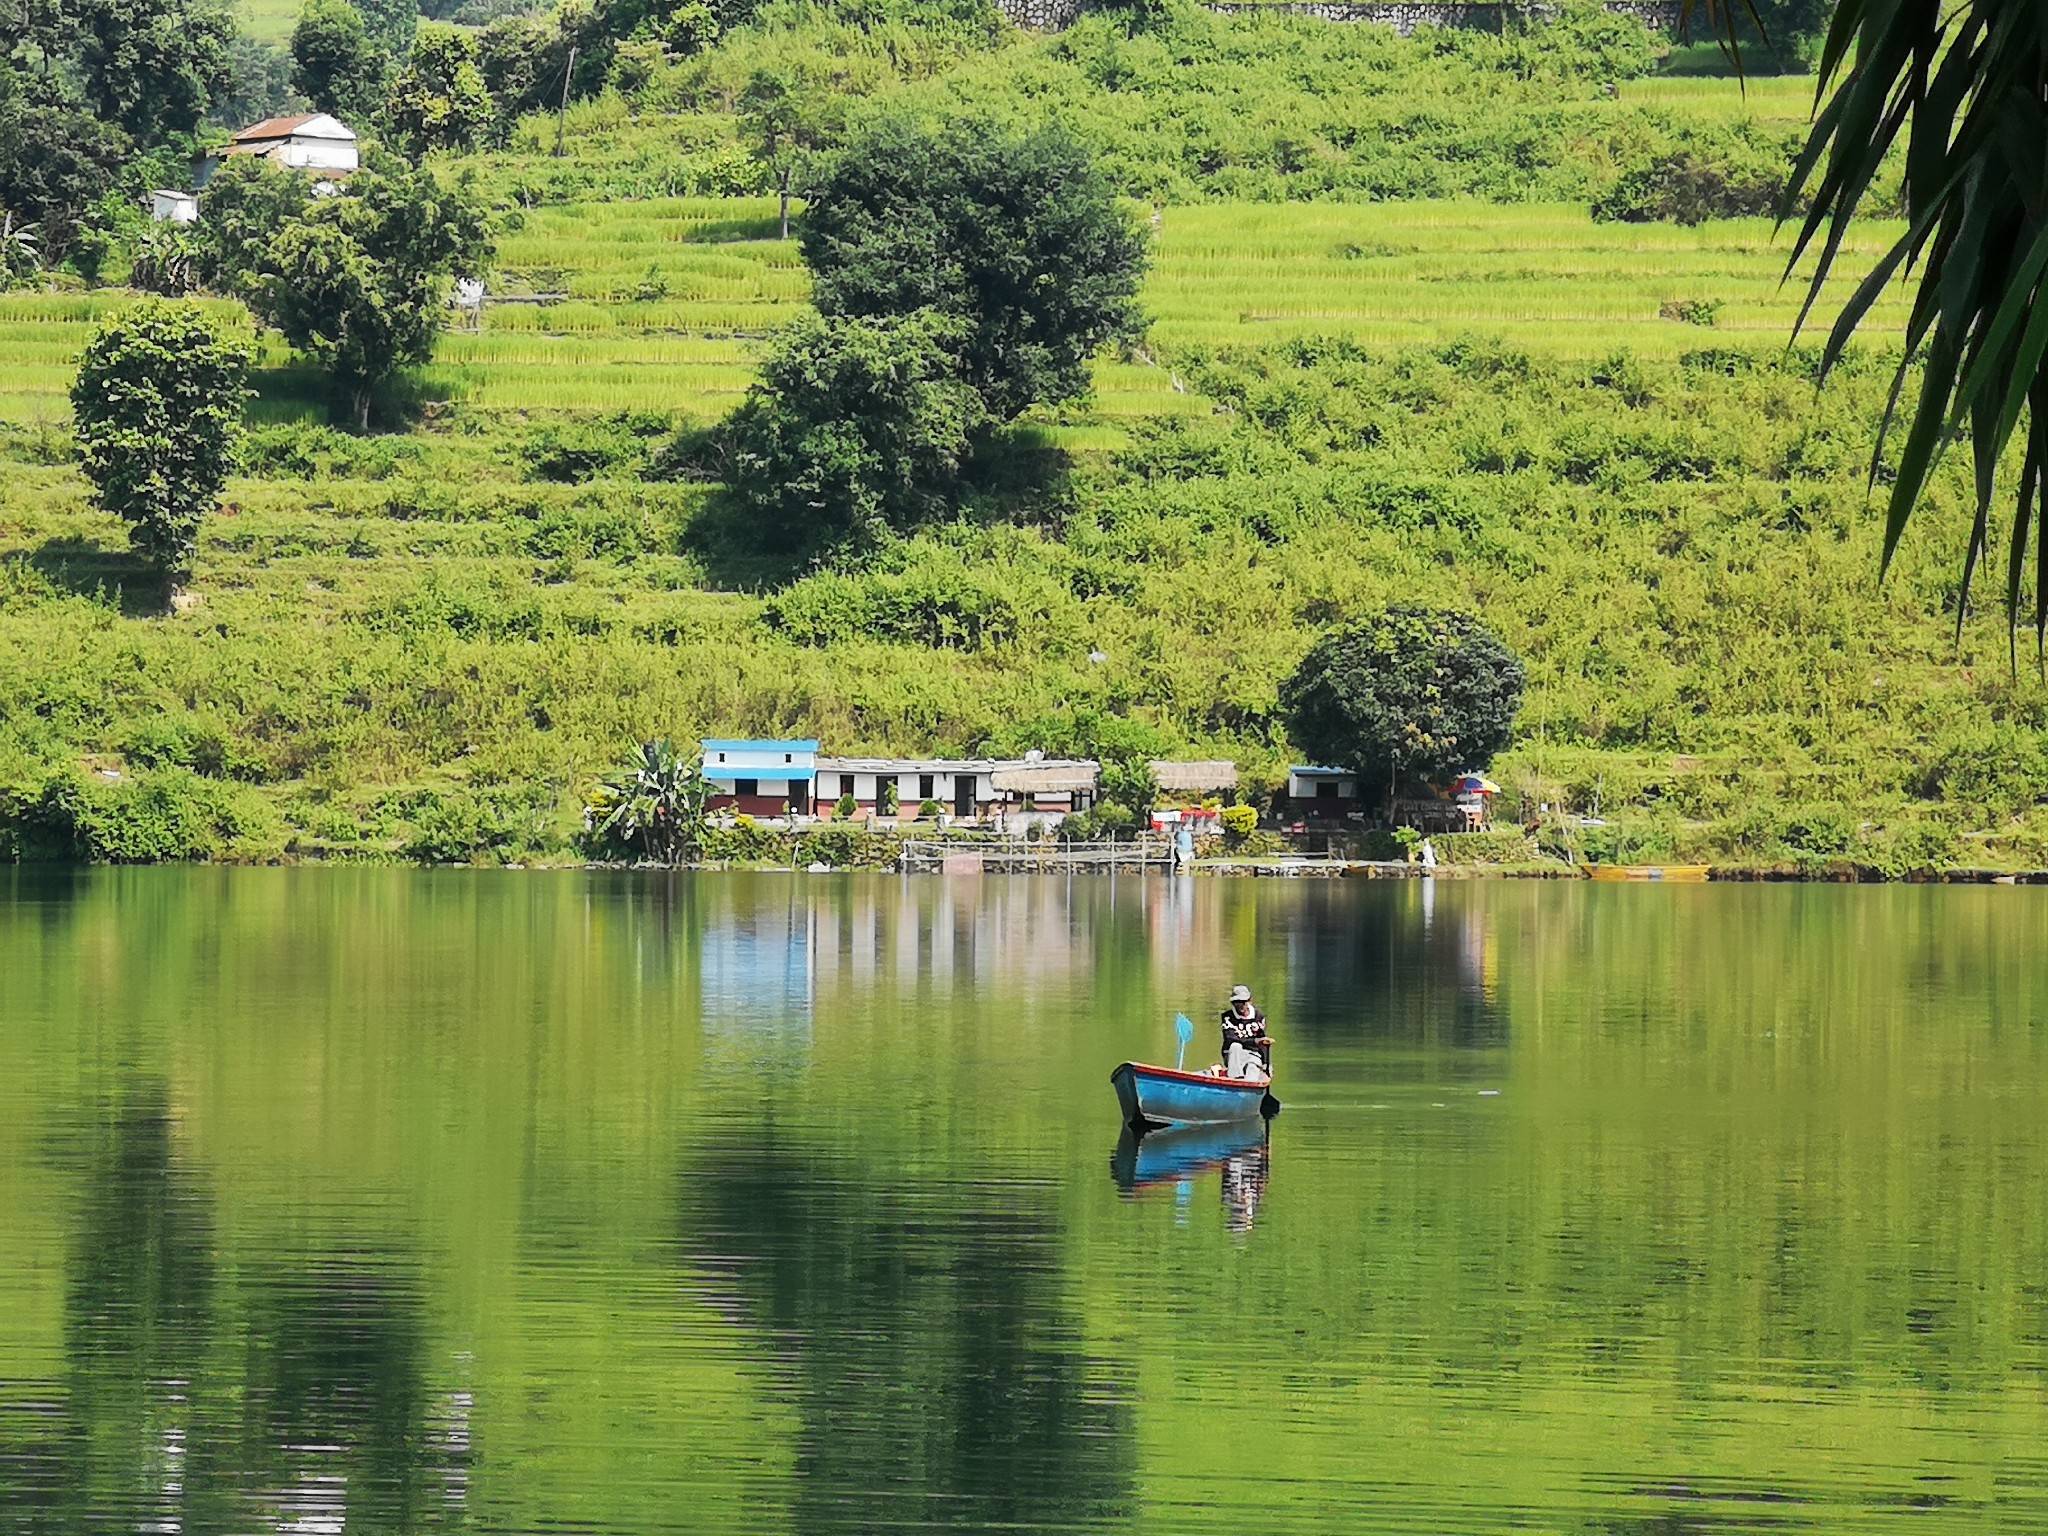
(1691, 0), (2048, 649)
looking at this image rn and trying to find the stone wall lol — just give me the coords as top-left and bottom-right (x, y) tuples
(994, 0), (1683, 34)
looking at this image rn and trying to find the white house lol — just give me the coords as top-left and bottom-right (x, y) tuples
(195, 113), (359, 187)
(1286, 766), (1359, 816)
(816, 758), (1004, 821)
(149, 190), (199, 224)
(702, 739), (819, 816)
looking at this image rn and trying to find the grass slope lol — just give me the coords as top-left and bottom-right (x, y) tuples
(3, 7), (2038, 871)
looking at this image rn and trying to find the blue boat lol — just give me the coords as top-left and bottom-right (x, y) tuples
(1110, 1060), (1280, 1131)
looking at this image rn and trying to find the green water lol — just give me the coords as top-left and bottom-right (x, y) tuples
(3, 869), (2048, 1533)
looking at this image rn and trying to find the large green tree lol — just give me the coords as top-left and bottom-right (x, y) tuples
(289, 0), (388, 120)
(801, 116), (1147, 421)
(383, 23), (491, 156)
(0, 104), (129, 264)
(1280, 608), (1526, 807)
(70, 300), (252, 576)
(226, 154), (489, 429)
(739, 65), (841, 240)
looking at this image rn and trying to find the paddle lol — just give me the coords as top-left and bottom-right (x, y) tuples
(1174, 1013), (1195, 1070)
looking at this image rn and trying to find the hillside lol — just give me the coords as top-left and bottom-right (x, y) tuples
(4, 3), (2042, 871)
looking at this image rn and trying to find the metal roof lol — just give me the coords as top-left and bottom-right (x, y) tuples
(817, 757), (1002, 774)
(702, 739), (819, 752)
(1289, 766), (1352, 777)
(232, 113), (356, 143)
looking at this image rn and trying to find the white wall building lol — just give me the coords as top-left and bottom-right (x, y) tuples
(195, 113), (360, 187)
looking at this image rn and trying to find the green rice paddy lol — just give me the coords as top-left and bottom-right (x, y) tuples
(0, 197), (1906, 426)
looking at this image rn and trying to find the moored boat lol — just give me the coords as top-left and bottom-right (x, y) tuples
(1111, 1060), (1279, 1132)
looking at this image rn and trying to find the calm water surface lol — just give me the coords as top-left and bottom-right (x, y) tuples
(3, 869), (2047, 1533)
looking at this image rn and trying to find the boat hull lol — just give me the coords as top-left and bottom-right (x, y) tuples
(1111, 1060), (1278, 1131)
(1111, 1120), (1270, 1192)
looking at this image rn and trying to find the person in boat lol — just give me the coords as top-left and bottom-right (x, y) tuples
(1220, 985), (1271, 1079)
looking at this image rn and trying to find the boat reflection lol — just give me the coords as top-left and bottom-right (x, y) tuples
(1110, 1122), (1271, 1233)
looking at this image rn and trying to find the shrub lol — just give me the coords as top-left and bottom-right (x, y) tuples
(1594, 146), (1791, 227)
(835, 792), (858, 819)
(4, 768), (265, 863)
(582, 739), (710, 864)
(402, 790), (526, 863)
(1221, 803), (1258, 837)
(716, 310), (987, 563)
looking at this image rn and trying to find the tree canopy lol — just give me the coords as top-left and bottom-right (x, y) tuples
(1280, 608), (1525, 804)
(385, 24), (493, 156)
(801, 116), (1147, 421)
(717, 309), (987, 567)
(290, 0), (389, 121)
(70, 300), (252, 576)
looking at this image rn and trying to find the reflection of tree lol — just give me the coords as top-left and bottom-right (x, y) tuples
(1284, 883), (1505, 1051)
(683, 1136), (1134, 1534)
(0, 1084), (465, 1532)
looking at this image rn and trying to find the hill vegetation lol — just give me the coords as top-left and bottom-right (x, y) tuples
(5, 0), (2043, 873)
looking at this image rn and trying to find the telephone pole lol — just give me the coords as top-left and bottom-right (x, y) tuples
(554, 44), (578, 158)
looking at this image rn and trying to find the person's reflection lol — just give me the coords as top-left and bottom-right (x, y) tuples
(1221, 1141), (1270, 1235)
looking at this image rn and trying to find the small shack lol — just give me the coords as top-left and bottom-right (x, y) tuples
(1285, 766), (1360, 818)
(195, 113), (359, 187)
(702, 739), (818, 817)
(149, 190), (199, 224)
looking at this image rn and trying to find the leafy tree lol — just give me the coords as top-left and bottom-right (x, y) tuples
(190, 155), (312, 294)
(584, 739), (710, 864)
(739, 65), (840, 240)
(229, 154), (489, 429)
(71, 0), (235, 138)
(718, 309), (987, 562)
(69, 300), (252, 576)
(210, 36), (302, 127)
(128, 222), (198, 294)
(290, 0), (389, 121)
(0, 105), (129, 264)
(1280, 608), (1525, 808)
(354, 0), (417, 54)
(801, 116), (1147, 420)
(384, 24), (492, 155)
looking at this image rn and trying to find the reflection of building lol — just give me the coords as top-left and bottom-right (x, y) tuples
(702, 739), (818, 816)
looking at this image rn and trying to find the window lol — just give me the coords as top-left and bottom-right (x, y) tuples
(1316, 780), (1338, 799)
(734, 778), (758, 797)
(784, 753), (792, 763)
(717, 752), (727, 763)
(821, 774), (839, 799)
(919, 774), (934, 800)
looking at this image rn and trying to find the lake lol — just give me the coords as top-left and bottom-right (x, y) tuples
(3, 868), (2047, 1533)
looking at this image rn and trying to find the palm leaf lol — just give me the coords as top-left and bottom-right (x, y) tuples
(1686, 0), (2048, 647)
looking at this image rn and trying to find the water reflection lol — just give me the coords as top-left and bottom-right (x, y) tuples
(682, 1134), (1135, 1534)
(1111, 1123), (1271, 1234)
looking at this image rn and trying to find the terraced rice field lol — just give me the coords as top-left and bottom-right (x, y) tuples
(0, 196), (1908, 426)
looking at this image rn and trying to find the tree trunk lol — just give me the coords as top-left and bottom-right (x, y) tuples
(353, 388), (371, 434)
(779, 171), (791, 241)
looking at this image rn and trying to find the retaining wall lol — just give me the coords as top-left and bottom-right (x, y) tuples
(994, 0), (1683, 34)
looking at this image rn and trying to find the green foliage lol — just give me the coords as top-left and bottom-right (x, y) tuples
(797, 822), (895, 866)
(1097, 755), (1158, 820)
(402, 787), (533, 861)
(210, 36), (301, 126)
(385, 24), (494, 156)
(803, 115), (1147, 421)
(583, 737), (709, 862)
(0, 106), (130, 265)
(1, 767), (273, 863)
(715, 310), (986, 565)
(834, 791), (857, 818)
(1220, 802), (1257, 837)
(69, 300), (253, 574)
(230, 154), (491, 428)
(191, 157), (314, 294)
(3, 0), (235, 141)
(1429, 828), (1538, 865)
(1593, 135), (1797, 225)
(1281, 607), (1526, 803)
(738, 63), (843, 238)
(291, 0), (390, 120)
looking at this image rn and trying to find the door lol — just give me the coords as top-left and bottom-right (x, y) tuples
(955, 776), (975, 818)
